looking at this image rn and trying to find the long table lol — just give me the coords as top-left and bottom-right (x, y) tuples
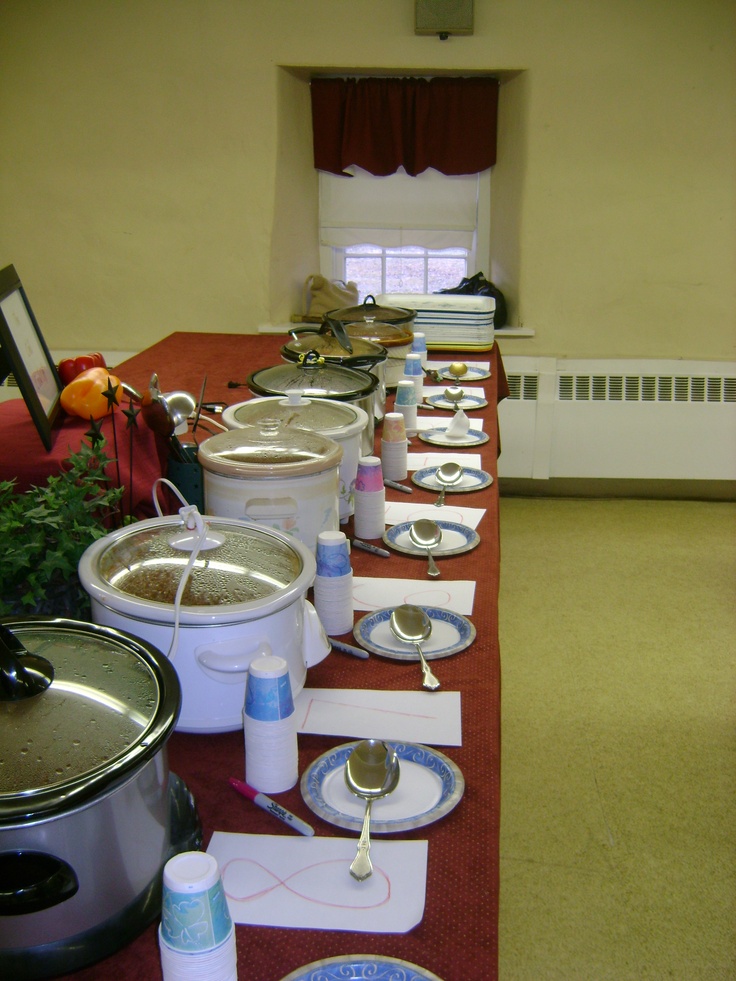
(53, 332), (507, 981)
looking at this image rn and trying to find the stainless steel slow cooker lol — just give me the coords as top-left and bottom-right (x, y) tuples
(0, 618), (201, 980)
(247, 353), (379, 454)
(282, 325), (388, 418)
(78, 513), (330, 734)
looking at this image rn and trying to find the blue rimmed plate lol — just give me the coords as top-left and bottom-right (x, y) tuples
(412, 465), (493, 494)
(383, 520), (480, 559)
(353, 606), (475, 660)
(300, 741), (465, 834)
(279, 955), (445, 981)
(438, 365), (491, 382)
(417, 427), (489, 447)
(426, 393), (488, 411)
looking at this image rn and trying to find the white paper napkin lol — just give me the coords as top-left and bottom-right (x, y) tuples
(351, 576), (476, 614)
(295, 689), (462, 745)
(384, 501), (486, 529)
(407, 452), (483, 471)
(208, 832), (428, 934)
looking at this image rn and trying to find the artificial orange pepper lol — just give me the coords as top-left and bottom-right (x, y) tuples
(60, 367), (123, 420)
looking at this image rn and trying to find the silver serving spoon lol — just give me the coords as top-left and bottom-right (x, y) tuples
(434, 461), (464, 506)
(390, 604), (441, 691)
(409, 518), (442, 578)
(344, 740), (400, 881)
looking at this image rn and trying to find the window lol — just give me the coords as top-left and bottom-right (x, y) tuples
(319, 166), (490, 301)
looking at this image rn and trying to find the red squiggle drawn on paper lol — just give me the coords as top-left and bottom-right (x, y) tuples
(297, 695), (441, 731)
(220, 857), (391, 909)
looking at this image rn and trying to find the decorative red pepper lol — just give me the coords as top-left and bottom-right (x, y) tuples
(57, 353), (108, 385)
(60, 367), (122, 420)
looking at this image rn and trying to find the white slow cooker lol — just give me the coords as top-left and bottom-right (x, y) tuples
(221, 394), (368, 523)
(78, 512), (330, 733)
(197, 421), (343, 554)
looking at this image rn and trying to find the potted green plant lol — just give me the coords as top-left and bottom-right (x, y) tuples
(0, 438), (124, 617)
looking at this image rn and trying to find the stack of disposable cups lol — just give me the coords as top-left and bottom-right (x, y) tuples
(394, 379), (418, 433)
(313, 530), (353, 636)
(381, 412), (408, 480)
(411, 331), (428, 367)
(159, 850), (237, 981)
(243, 654), (298, 793)
(353, 456), (386, 540)
(402, 352), (424, 403)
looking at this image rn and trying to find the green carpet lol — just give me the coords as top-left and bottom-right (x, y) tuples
(497, 498), (736, 980)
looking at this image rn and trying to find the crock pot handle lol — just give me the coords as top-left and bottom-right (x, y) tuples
(303, 601), (331, 668)
(0, 851), (78, 915)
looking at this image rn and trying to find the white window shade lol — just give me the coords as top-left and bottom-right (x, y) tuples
(319, 165), (480, 249)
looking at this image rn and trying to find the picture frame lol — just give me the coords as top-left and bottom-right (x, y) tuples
(0, 264), (63, 450)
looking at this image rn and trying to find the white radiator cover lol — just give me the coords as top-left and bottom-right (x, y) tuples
(497, 357), (736, 481)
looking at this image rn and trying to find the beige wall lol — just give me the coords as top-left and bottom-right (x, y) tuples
(1, 0), (733, 361)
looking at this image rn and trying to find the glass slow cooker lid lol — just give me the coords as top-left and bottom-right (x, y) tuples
(282, 333), (385, 362)
(346, 319), (413, 347)
(94, 517), (304, 608)
(0, 619), (179, 821)
(227, 395), (361, 437)
(247, 359), (378, 401)
(198, 421), (342, 479)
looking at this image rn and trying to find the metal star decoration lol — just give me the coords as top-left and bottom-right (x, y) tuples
(85, 416), (105, 446)
(123, 401), (141, 429)
(102, 376), (121, 412)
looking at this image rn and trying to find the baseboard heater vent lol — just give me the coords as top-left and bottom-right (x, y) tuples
(498, 358), (736, 482)
(557, 372), (736, 404)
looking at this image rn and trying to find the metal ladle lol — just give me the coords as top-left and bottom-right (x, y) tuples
(434, 461), (464, 506)
(390, 604), (441, 691)
(344, 739), (400, 881)
(409, 518), (442, 578)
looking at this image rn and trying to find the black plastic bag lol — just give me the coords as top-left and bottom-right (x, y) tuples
(437, 272), (507, 328)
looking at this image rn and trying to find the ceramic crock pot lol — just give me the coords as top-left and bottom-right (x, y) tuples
(0, 617), (201, 980)
(221, 394), (368, 522)
(197, 422), (343, 553)
(78, 512), (330, 734)
(282, 326), (388, 418)
(247, 353), (379, 454)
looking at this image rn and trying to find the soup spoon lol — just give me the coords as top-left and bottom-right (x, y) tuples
(390, 604), (440, 691)
(434, 461), (464, 506)
(344, 740), (400, 881)
(409, 518), (442, 578)
(448, 361), (469, 380)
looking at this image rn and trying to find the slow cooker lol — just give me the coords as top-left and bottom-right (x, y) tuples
(198, 421), (343, 553)
(78, 511), (330, 733)
(247, 353), (379, 454)
(221, 394), (368, 522)
(0, 617), (201, 980)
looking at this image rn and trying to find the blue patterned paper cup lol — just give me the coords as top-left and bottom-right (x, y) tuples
(244, 654), (294, 721)
(160, 851), (232, 953)
(316, 530), (351, 577)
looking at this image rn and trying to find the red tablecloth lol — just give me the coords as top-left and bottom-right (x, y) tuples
(51, 332), (506, 981)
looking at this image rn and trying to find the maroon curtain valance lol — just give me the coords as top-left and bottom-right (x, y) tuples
(311, 76), (498, 177)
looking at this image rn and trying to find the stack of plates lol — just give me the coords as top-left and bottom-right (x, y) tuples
(377, 293), (495, 351)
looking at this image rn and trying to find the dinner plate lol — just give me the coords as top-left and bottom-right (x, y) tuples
(353, 606), (475, 660)
(383, 520), (481, 559)
(418, 427), (489, 447)
(438, 365), (491, 382)
(279, 954), (445, 981)
(300, 741), (465, 834)
(426, 393), (488, 411)
(412, 465), (493, 493)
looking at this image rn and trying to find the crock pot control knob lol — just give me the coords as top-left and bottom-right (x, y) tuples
(0, 623), (54, 701)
